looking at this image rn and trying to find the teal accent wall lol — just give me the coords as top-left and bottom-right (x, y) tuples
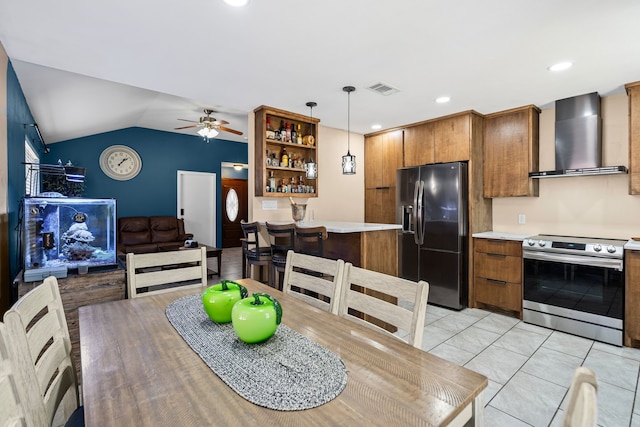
(44, 127), (248, 246)
(6, 61), (41, 284)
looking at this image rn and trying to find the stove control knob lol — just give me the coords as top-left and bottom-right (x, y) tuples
(538, 240), (546, 247)
(607, 245), (617, 254)
(527, 239), (535, 246)
(593, 244), (602, 252)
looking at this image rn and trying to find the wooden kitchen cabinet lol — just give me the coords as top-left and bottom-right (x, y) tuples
(484, 105), (540, 198)
(433, 112), (477, 163)
(403, 122), (434, 167)
(472, 238), (523, 318)
(254, 105), (319, 198)
(364, 188), (396, 224)
(625, 249), (640, 347)
(364, 130), (403, 223)
(364, 130), (403, 189)
(626, 81), (640, 195)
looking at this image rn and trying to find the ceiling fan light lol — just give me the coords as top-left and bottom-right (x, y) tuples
(198, 127), (219, 139)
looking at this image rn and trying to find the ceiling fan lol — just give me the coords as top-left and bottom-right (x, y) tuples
(175, 109), (243, 138)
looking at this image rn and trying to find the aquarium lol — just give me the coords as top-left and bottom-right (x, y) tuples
(23, 197), (117, 274)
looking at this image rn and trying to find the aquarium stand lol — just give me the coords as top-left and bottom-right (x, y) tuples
(23, 266), (68, 282)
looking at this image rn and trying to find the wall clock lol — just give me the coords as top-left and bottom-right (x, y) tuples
(99, 145), (142, 180)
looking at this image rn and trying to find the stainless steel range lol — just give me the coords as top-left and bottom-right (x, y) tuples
(523, 235), (625, 346)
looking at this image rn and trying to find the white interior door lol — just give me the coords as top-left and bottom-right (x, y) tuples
(177, 170), (216, 246)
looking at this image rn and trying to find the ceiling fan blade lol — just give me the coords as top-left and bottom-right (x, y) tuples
(177, 118), (199, 123)
(212, 119), (230, 126)
(174, 125), (198, 130)
(218, 126), (243, 136)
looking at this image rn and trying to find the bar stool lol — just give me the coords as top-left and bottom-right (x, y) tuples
(240, 221), (272, 283)
(265, 222), (296, 290)
(295, 225), (328, 257)
(294, 224), (329, 302)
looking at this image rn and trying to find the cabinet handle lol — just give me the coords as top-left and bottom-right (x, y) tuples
(487, 278), (507, 285)
(487, 253), (506, 258)
(375, 186), (391, 190)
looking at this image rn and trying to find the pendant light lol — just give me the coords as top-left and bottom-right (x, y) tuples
(305, 101), (317, 179)
(342, 86), (356, 175)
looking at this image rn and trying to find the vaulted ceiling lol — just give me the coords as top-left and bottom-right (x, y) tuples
(1, 1), (640, 145)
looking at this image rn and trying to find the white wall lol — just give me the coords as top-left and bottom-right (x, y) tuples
(492, 93), (640, 240)
(248, 112), (365, 223)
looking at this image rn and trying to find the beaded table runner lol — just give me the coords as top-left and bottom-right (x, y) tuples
(166, 294), (347, 411)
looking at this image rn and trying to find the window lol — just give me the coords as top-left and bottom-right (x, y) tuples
(225, 188), (239, 222)
(25, 138), (39, 196)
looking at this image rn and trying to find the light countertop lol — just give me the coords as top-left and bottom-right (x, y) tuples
(471, 231), (533, 242)
(268, 220), (401, 234)
(625, 239), (640, 250)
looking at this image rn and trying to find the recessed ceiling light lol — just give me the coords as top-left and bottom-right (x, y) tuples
(548, 61), (573, 72)
(371, 124), (382, 130)
(224, 0), (249, 6)
(436, 96), (450, 104)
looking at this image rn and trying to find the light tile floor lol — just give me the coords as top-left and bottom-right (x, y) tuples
(417, 305), (640, 427)
(228, 248), (635, 426)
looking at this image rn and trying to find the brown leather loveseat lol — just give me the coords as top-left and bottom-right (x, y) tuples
(117, 216), (193, 254)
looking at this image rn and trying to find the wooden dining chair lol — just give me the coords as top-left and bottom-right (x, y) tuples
(562, 367), (598, 427)
(127, 246), (208, 298)
(3, 276), (83, 427)
(240, 221), (272, 283)
(265, 222), (296, 290)
(281, 250), (345, 314)
(339, 263), (429, 349)
(294, 225), (328, 257)
(0, 322), (28, 427)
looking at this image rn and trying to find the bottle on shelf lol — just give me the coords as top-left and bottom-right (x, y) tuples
(279, 120), (286, 142)
(268, 171), (276, 192)
(296, 124), (302, 144)
(266, 117), (275, 140)
(291, 123), (297, 144)
(285, 122), (291, 143)
(281, 146), (289, 167)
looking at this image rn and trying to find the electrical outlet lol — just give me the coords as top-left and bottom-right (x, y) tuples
(518, 214), (526, 225)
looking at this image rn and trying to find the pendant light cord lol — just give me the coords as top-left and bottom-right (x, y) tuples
(347, 90), (351, 154)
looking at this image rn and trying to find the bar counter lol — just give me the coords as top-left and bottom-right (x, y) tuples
(293, 220), (401, 276)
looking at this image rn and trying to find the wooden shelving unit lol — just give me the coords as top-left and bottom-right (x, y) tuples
(254, 105), (320, 198)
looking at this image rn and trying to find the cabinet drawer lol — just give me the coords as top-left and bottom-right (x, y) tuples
(474, 238), (522, 257)
(474, 277), (522, 312)
(474, 252), (522, 283)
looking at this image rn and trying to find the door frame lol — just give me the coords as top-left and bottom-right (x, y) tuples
(177, 170), (217, 247)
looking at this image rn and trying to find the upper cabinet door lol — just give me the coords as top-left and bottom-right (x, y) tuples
(382, 130), (404, 187)
(364, 133), (384, 189)
(483, 105), (540, 198)
(365, 130), (404, 189)
(626, 81), (640, 195)
(404, 123), (434, 167)
(434, 114), (471, 163)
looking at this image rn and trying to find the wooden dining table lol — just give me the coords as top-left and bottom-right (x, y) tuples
(79, 278), (487, 426)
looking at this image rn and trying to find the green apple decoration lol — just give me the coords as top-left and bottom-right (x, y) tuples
(202, 280), (248, 323)
(231, 293), (283, 343)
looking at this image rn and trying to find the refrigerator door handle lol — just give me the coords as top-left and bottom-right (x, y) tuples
(416, 180), (425, 245)
(412, 180), (420, 245)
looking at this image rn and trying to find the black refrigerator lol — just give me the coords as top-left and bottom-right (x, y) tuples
(396, 162), (468, 309)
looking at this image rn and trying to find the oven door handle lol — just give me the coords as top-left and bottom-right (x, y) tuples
(523, 251), (624, 271)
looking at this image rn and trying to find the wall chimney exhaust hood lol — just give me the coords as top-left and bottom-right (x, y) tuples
(529, 92), (628, 179)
